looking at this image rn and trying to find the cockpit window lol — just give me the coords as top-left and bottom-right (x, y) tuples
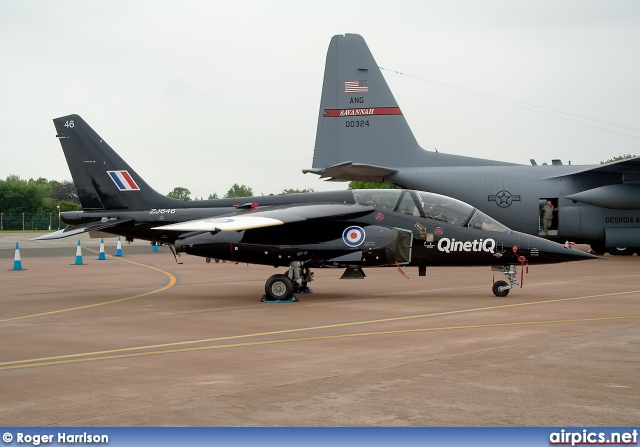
(353, 189), (402, 209)
(354, 189), (510, 233)
(466, 209), (509, 232)
(417, 191), (509, 232)
(417, 192), (472, 225)
(396, 191), (423, 217)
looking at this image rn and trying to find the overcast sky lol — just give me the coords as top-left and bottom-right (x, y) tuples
(1, 0), (639, 199)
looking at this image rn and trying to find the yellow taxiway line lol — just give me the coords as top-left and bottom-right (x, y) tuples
(1, 315), (638, 371)
(0, 255), (177, 323)
(2, 259), (639, 371)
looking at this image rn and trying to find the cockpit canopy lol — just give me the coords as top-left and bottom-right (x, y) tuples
(353, 189), (509, 233)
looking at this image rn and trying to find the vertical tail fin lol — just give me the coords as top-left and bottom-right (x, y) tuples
(312, 34), (422, 169)
(53, 114), (177, 210)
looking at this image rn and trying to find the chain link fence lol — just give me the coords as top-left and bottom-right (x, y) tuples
(0, 213), (61, 231)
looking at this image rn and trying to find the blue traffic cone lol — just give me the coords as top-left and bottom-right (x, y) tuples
(115, 236), (123, 257)
(97, 238), (106, 260)
(73, 240), (85, 265)
(12, 243), (23, 270)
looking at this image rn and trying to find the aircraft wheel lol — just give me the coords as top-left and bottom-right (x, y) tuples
(591, 244), (637, 256)
(611, 247), (636, 256)
(206, 257), (211, 263)
(492, 280), (510, 297)
(265, 274), (294, 301)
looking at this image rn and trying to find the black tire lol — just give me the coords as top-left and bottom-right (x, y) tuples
(492, 280), (510, 297)
(205, 258), (211, 263)
(591, 244), (638, 256)
(265, 274), (294, 301)
(610, 247), (637, 256)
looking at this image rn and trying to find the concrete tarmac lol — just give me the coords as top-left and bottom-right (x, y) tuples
(1, 233), (638, 426)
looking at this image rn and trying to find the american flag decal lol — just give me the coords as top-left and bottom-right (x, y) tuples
(344, 80), (368, 93)
(107, 170), (140, 191)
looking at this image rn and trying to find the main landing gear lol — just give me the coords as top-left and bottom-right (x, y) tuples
(491, 264), (519, 297)
(262, 261), (314, 303)
(263, 275), (297, 303)
(590, 243), (638, 256)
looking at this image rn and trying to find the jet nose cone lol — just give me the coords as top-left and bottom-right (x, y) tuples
(516, 233), (599, 263)
(556, 247), (599, 261)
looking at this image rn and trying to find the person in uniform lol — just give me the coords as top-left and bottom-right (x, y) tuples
(542, 200), (557, 235)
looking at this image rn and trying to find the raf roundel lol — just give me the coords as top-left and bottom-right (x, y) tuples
(342, 226), (366, 247)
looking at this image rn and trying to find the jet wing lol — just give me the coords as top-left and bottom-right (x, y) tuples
(32, 219), (134, 240)
(303, 162), (397, 183)
(543, 156), (640, 179)
(153, 203), (373, 232)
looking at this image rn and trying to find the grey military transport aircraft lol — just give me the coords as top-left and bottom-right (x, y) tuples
(304, 33), (640, 255)
(36, 114), (595, 300)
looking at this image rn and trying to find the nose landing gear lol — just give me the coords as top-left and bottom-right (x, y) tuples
(491, 264), (519, 297)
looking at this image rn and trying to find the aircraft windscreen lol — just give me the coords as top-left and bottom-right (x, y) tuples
(417, 191), (509, 232)
(353, 189), (402, 209)
(354, 190), (510, 233)
(466, 209), (510, 233)
(417, 191), (474, 225)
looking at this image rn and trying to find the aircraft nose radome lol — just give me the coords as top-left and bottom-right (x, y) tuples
(554, 247), (599, 261)
(517, 233), (598, 263)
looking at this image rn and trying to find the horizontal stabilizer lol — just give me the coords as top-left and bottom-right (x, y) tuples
(32, 219), (133, 240)
(303, 162), (397, 183)
(154, 203), (374, 233)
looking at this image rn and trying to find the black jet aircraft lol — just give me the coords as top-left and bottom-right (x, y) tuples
(37, 115), (596, 301)
(304, 34), (640, 255)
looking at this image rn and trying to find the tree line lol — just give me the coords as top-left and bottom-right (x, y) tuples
(166, 184), (320, 201)
(601, 154), (637, 164)
(0, 176), (81, 214)
(0, 175), (402, 215)
(166, 181), (399, 201)
(0, 176), (334, 213)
